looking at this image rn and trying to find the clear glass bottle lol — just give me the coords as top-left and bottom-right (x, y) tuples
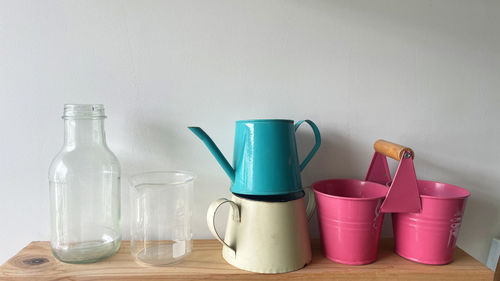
(49, 104), (121, 263)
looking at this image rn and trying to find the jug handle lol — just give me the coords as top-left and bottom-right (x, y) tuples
(207, 198), (240, 258)
(295, 120), (321, 172)
(304, 187), (316, 221)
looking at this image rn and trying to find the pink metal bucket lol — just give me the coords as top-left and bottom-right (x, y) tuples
(366, 140), (471, 265)
(313, 179), (388, 265)
(392, 180), (470, 265)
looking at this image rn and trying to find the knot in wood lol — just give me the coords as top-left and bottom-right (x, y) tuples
(23, 257), (49, 266)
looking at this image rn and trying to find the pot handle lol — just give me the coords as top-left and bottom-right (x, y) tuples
(304, 187), (316, 221)
(374, 139), (414, 161)
(295, 120), (321, 172)
(368, 139), (421, 213)
(207, 198), (240, 258)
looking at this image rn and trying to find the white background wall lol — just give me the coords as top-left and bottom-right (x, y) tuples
(1, 0), (499, 265)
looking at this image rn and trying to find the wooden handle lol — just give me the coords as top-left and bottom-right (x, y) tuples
(374, 139), (414, 161)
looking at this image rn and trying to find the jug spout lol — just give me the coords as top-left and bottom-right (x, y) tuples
(188, 127), (235, 182)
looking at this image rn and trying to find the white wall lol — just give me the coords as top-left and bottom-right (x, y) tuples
(1, 0), (499, 265)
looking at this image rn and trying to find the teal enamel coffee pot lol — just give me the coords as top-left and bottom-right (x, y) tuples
(189, 119), (321, 196)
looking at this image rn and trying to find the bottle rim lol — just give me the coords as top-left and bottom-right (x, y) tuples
(63, 104), (106, 119)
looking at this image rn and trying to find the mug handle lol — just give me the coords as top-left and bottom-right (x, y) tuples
(304, 187), (316, 221)
(207, 198), (240, 258)
(295, 120), (321, 172)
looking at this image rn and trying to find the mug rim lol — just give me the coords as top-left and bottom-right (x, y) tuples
(230, 186), (303, 196)
(231, 192), (305, 204)
(232, 190), (305, 202)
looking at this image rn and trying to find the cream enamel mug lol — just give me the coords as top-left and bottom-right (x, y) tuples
(207, 189), (316, 273)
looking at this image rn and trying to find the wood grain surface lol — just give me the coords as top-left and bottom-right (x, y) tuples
(374, 139), (414, 160)
(495, 256), (500, 281)
(0, 239), (493, 281)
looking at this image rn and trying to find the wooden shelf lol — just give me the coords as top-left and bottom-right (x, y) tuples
(0, 239), (493, 280)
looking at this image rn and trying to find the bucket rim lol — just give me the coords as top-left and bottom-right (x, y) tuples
(312, 178), (388, 201)
(416, 179), (471, 200)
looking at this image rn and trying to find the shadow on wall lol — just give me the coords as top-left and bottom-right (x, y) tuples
(295, 127), (369, 238)
(120, 117), (193, 170)
(296, 128), (365, 184)
(118, 115), (232, 239)
(413, 155), (500, 263)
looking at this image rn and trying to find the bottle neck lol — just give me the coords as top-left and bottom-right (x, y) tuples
(64, 118), (106, 148)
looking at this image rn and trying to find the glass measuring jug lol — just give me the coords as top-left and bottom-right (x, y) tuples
(129, 171), (195, 266)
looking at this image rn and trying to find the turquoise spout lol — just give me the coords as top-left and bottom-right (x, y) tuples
(188, 127), (235, 182)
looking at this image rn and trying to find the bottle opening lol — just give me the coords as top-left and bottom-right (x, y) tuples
(63, 104), (106, 119)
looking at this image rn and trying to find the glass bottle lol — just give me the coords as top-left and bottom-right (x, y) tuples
(49, 104), (121, 263)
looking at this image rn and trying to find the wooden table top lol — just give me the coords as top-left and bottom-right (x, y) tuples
(0, 239), (493, 281)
